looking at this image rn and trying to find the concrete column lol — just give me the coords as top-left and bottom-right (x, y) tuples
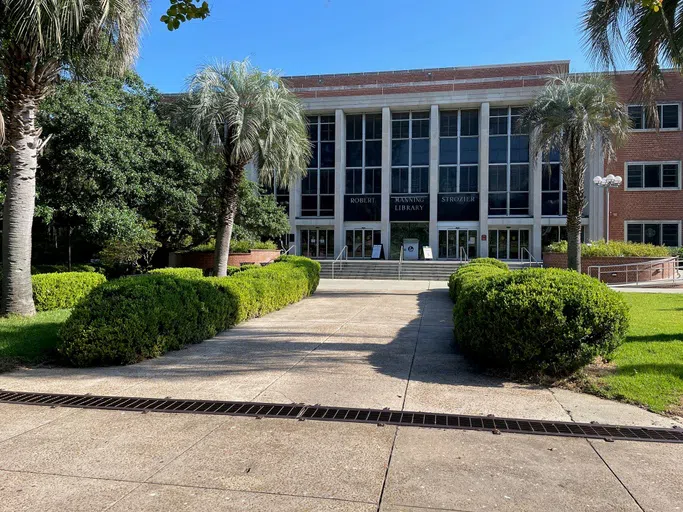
(478, 102), (490, 258)
(381, 106), (391, 258)
(531, 131), (543, 260)
(429, 105), (440, 255)
(334, 109), (345, 256)
(587, 138), (605, 241)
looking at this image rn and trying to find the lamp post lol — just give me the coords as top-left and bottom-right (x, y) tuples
(593, 174), (623, 242)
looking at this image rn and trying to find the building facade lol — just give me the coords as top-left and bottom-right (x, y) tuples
(256, 61), (683, 261)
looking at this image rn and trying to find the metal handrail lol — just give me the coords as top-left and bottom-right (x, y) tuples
(280, 244), (295, 256)
(459, 246), (469, 263)
(398, 245), (404, 280)
(521, 247), (541, 267)
(331, 245), (348, 279)
(587, 256), (678, 286)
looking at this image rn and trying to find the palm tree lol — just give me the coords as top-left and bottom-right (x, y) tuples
(583, 0), (683, 114)
(521, 75), (630, 272)
(0, 0), (146, 316)
(183, 60), (311, 277)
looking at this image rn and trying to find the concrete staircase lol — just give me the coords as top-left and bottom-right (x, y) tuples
(319, 260), (465, 281)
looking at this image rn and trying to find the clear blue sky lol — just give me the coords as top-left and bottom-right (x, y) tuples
(137, 0), (623, 93)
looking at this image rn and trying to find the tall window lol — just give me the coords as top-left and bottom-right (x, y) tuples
(488, 107), (530, 215)
(346, 113), (382, 195)
(626, 222), (680, 246)
(541, 148), (566, 215)
(302, 115), (335, 216)
(628, 104), (680, 130)
(626, 162), (680, 190)
(391, 111), (429, 194)
(439, 109), (479, 193)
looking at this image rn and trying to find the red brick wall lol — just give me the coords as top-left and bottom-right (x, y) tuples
(604, 72), (683, 244)
(543, 253), (677, 283)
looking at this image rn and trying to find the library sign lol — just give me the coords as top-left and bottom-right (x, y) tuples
(344, 194), (381, 221)
(390, 194), (429, 222)
(438, 193), (479, 221)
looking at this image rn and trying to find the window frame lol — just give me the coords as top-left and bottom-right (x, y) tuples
(627, 103), (681, 131)
(302, 115), (335, 217)
(624, 161), (681, 191)
(345, 113), (382, 196)
(438, 109), (479, 194)
(391, 110), (430, 195)
(624, 220), (681, 247)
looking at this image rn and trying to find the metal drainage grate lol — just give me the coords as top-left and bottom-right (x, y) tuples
(1, 390), (681, 444)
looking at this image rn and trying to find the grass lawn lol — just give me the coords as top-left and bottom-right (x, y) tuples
(0, 309), (70, 371)
(582, 293), (683, 415)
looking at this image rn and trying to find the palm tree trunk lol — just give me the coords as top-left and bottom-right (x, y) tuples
(214, 166), (243, 277)
(2, 96), (39, 316)
(564, 139), (585, 273)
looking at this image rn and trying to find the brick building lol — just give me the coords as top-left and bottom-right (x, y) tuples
(246, 60), (682, 261)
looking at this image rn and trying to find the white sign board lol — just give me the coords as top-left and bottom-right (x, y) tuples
(371, 245), (383, 259)
(423, 246), (433, 260)
(403, 239), (419, 260)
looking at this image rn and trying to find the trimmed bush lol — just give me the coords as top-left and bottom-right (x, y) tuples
(32, 272), (107, 311)
(58, 258), (320, 366)
(150, 267), (204, 279)
(448, 262), (507, 302)
(545, 240), (670, 258)
(33, 264), (98, 274)
(467, 258), (509, 270)
(453, 268), (629, 376)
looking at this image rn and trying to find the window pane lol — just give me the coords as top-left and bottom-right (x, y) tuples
(488, 193), (507, 215)
(461, 110), (479, 136)
(439, 166), (458, 193)
(365, 114), (382, 140)
(662, 164), (679, 187)
(412, 139), (430, 165)
(489, 111), (508, 135)
(509, 192), (529, 214)
(439, 137), (458, 165)
(662, 224), (679, 246)
(460, 166), (478, 192)
(392, 118), (409, 139)
(346, 169), (362, 194)
(627, 165), (643, 188)
(661, 104), (679, 129)
(489, 136), (507, 163)
(542, 164), (561, 191)
(411, 167), (429, 193)
(365, 168), (381, 194)
(510, 135), (529, 163)
(628, 106), (643, 130)
(392, 140), (409, 166)
(644, 164), (661, 188)
(308, 142), (318, 168)
(320, 195), (334, 216)
(439, 230), (447, 259)
(320, 142), (335, 167)
(320, 120), (335, 141)
(510, 164), (529, 191)
(489, 165), (507, 192)
(320, 169), (335, 194)
(346, 141), (362, 167)
(392, 168), (409, 193)
(460, 137), (479, 164)
(365, 140), (382, 167)
(412, 118), (430, 139)
(542, 192), (561, 215)
(627, 224), (643, 243)
(346, 115), (362, 140)
(302, 171), (317, 194)
(644, 224), (661, 245)
(440, 111), (458, 137)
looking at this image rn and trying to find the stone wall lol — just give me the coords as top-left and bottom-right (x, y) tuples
(542, 253), (677, 284)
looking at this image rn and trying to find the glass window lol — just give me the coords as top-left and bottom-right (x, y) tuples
(392, 140), (409, 166)
(440, 111), (458, 137)
(365, 140), (382, 167)
(461, 110), (479, 136)
(345, 113), (383, 196)
(460, 166), (478, 192)
(392, 111), (430, 194)
(303, 114), (335, 217)
(346, 169), (362, 194)
(412, 139), (430, 166)
(459, 137), (479, 164)
(320, 142), (334, 167)
(509, 135), (529, 163)
(660, 104), (679, 129)
(438, 109), (479, 194)
(392, 167), (409, 194)
(628, 106), (643, 130)
(628, 162), (680, 189)
(346, 141), (362, 167)
(346, 114), (363, 141)
(439, 166), (458, 193)
(663, 164), (679, 187)
(628, 223), (679, 246)
(489, 165), (507, 192)
(663, 224), (680, 246)
(629, 104), (680, 130)
(627, 164), (643, 188)
(489, 136), (507, 163)
(365, 113), (382, 139)
(411, 167), (429, 193)
(644, 164), (661, 188)
(644, 223), (661, 245)
(439, 137), (458, 165)
(510, 164), (529, 191)
(365, 168), (381, 194)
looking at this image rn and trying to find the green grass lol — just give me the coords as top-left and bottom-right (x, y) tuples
(584, 293), (683, 414)
(0, 309), (70, 371)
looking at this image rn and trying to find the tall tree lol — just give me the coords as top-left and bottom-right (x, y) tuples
(583, 0), (682, 113)
(0, 0), (146, 316)
(521, 75), (630, 272)
(182, 60), (310, 276)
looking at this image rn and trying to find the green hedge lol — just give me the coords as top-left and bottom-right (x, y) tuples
(468, 258), (509, 270)
(453, 267), (629, 376)
(448, 262), (507, 302)
(32, 272), (107, 311)
(545, 240), (670, 257)
(58, 257), (320, 366)
(149, 267), (204, 279)
(32, 264), (98, 274)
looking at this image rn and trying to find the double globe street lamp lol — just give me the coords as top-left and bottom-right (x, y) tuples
(593, 174), (623, 242)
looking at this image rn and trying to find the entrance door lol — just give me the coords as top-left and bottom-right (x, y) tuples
(438, 229), (478, 259)
(300, 229), (335, 259)
(488, 229), (530, 260)
(345, 229), (381, 258)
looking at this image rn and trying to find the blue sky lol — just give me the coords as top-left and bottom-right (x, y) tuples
(137, 0), (619, 93)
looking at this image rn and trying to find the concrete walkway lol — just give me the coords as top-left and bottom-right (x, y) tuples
(1, 279), (682, 511)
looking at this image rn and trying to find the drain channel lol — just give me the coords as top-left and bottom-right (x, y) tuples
(1, 390), (681, 444)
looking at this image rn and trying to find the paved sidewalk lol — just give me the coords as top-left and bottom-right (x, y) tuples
(0, 279), (682, 510)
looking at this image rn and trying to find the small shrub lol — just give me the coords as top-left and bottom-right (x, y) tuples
(32, 264), (98, 274)
(188, 239), (278, 253)
(58, 258), (320, 366)
(149, 267), (204, 279)
(453, 268), (629, 376)
(32, 272), (107, 311)
(545, 240), (670, 257)
(448, 262), (508, 302)
(467, 258), (509, 270)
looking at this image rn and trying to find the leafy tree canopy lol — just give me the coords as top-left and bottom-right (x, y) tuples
(162, 0), (210, 30)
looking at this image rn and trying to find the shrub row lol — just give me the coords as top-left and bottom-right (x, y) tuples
(58, 256), (320, 366)
(448, 261), (507, 302)
(32, 272), (107, 311)
(448, 262), (629, 376)
(545, 240), (671, 258)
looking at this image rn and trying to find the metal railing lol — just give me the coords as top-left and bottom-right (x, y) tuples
(280, 245), (296, 256)
(398, 245), (404, 280)
(588, 257), (678, 286)
(521, 247), (542, 267)
(459, 246), (469, 263)
(331, 245), (348, 279)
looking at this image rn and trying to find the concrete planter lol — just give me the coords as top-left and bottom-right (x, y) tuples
(169, 249), (281, 273)
(542, 252), (677, 284)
